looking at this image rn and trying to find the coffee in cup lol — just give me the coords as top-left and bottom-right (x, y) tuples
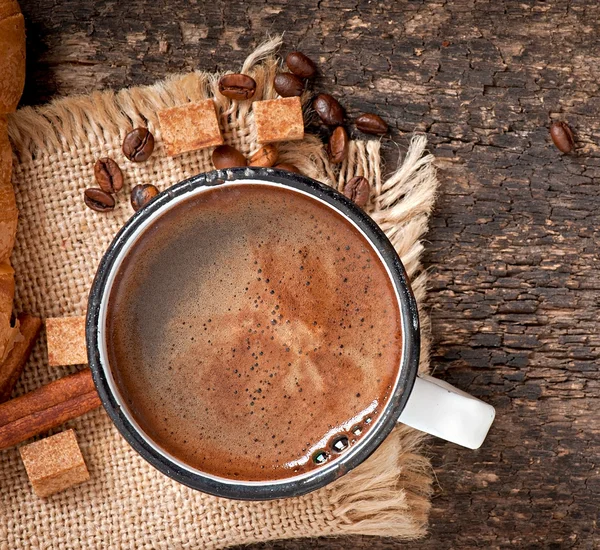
(105, 183), (403, 481)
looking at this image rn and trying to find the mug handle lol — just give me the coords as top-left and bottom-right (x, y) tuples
(397, 374), (495, 449)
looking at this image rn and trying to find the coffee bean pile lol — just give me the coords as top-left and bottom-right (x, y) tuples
(210, 55), (323, 174)
(85, 158), (122, 213)
(85, 127), (158, 213)
(275, 51), (389, 167)
(85, 49), (388, 213)
(211, 50), (388, 209)
(280, 51), (387, 206)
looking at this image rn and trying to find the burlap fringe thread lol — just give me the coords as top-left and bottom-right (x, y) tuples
(4, 36), (438, 545)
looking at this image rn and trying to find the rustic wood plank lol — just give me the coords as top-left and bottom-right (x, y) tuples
(15, 0), (600, 547)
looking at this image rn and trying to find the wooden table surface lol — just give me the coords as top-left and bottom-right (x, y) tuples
(18, 0), (599, 548)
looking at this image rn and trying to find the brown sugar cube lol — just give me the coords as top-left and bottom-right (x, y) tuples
(157, 100), (224, 156)
(46, 316), (87, 367)
(254, 97), (305, 144)
(19, 429), (90, 497)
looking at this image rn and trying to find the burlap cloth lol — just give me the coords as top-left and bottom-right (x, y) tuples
(0, 37), (439, 549)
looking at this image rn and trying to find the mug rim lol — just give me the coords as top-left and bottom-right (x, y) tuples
(86, 167), (420, 500)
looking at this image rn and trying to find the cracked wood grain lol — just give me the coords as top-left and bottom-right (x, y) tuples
(16, 0), (600, 548)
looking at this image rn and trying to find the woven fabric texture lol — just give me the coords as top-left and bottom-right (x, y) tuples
(0, 38), (438, 549)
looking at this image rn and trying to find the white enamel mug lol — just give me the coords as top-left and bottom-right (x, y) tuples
(87, 168), (495, 500)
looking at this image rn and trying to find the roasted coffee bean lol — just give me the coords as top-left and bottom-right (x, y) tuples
(343, 176), (370, 207)
(355, 113), (388, 135)
(313, 94), (344, 126)
(550, 121), (575, 153)
(94, 158), (124, 194)
(285, 51), (317, 79)
(212, 145), (248, 170)
(249, 144), (278, 167)
(84, 188), (116, 212)
(274, 163), (301, 174)
(122, 128), (155, 162)
(130, 184), (159, 212)
(328, 126), (348, 164)
(218, 73), (257, 101)
(274, 73), (304, 98)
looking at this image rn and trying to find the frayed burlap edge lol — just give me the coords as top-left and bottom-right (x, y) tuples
(327, 136), (437, 540)
(3, 36), (439, 546)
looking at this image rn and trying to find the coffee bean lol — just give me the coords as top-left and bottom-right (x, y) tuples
(84, 188), (116, 212)
(249, 144), (278, 167)
(343, 176), (370, 207)
(274, 163), (301, 174)
(122, 128), (155, 162)
(274, 73), (304, 98)
(285, 51), (317, 79)
(550, 121), (575, 153)
(218, 73), (257, 101)
(94, 158), (124, 194)
(313, 94), (344, 126)
(130, 184), (159, 212)
(328, 126), (349, 164)
(212, 145), (248, 170)
(355, 113), (388, 135)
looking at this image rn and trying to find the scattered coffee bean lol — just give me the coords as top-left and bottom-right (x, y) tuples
(94, 158), (124, 194)
(274, 163), (301, 174)
(285, 51), (317, 79)
(249, 144), (278, 167)
(218, 73), (257, 101)
(212, 145), (248, 169)
(83, 188), (116, 213)
(274, 73), (304, 98)
(550, 121), (575, 153)
(313, 94), (344, 126)
(130, 184), (159, 212)
(343, 176), (370, 207)
(328, 126), (349, 164)
(122, 127), (155, 162)
(355, 113), (388, 135)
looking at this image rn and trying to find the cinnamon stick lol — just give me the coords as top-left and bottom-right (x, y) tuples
(0, 313), (42, 402)
(0, 369), (101, 450)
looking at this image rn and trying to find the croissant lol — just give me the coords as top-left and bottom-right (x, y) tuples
(0, 0), (25, 364)
(0, 261), (19, 363)
(0, 0), (26, 114)
(0, 117), (18, 264)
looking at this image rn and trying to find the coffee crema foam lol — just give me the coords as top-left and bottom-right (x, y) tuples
(106, 184), (402, 481)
